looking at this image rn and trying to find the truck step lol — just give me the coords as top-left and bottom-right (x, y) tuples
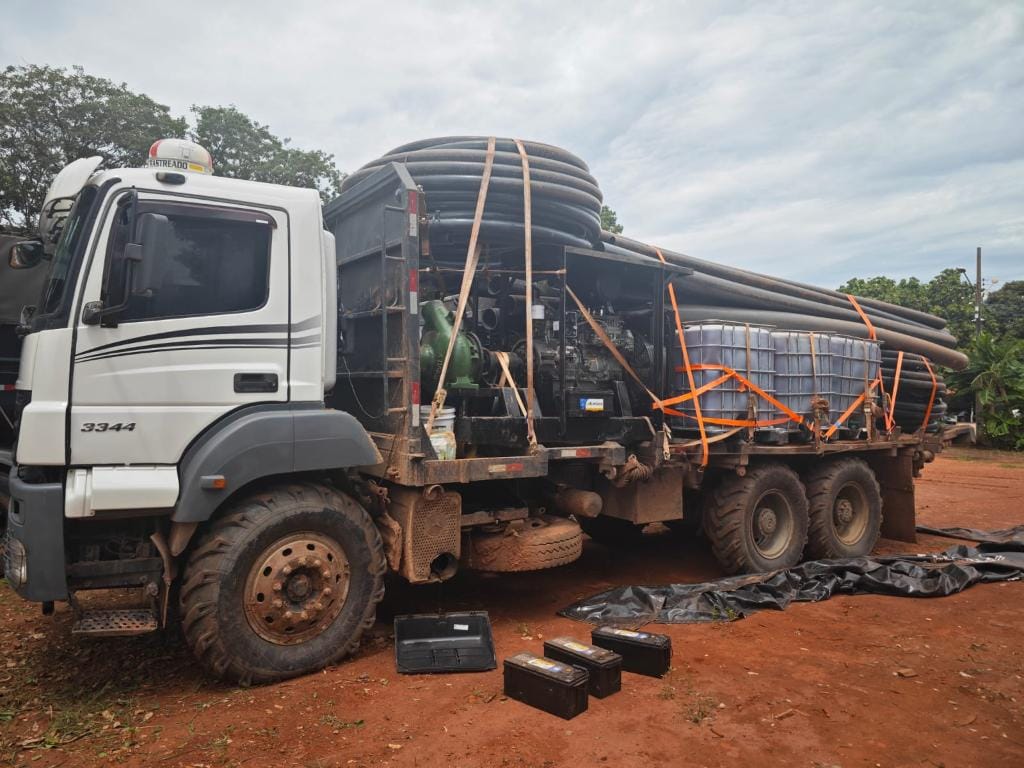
(72, 608), (159, 638)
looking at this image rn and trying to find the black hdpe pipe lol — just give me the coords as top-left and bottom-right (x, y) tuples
(344, 136), (961, 366)
(604, 240), (960, 349)
(342, 137), (603, 251)
(601, 232), (948, 331)
(661, 269), (959, 348)
(666, 305), (968, 369)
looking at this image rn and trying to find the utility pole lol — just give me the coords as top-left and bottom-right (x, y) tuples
(975, 246), (982, 338)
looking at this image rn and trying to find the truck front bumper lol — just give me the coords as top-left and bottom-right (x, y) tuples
(4, 468), (68, 602)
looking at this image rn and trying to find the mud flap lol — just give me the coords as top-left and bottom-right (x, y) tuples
(867, 449), (917, 543)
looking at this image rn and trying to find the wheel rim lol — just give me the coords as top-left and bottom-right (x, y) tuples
(244, 532), (350, 645)
(750, 490), (795, 560)
(832, 481), (869, 546)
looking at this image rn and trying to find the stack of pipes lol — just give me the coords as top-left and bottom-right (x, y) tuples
(343, 136), (963, 432)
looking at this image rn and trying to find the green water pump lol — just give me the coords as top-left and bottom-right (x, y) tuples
(419, 300), (487, 394)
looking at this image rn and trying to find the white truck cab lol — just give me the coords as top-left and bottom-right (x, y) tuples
(4, 143), (382, 683)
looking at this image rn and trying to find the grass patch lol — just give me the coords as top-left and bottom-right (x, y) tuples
(319, 714), (364, 731)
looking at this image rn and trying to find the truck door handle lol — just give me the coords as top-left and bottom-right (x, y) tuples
(234, 373), (279, 393)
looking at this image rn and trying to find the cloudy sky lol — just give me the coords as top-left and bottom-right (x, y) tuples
(3, 1), (1021, 288)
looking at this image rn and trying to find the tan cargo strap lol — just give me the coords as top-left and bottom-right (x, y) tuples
(426, 136), (496, 433)
(513, 139), (538, 449)
(494, 351), (529, 418)
(565, 285), (670, 459)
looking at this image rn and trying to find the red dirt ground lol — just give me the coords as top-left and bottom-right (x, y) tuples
(1, 448), (1022, 767)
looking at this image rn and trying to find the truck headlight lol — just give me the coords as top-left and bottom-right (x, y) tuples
(3, 535), (27, 587)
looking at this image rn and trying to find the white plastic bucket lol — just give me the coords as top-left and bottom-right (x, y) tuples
(419, 406), (456, 460)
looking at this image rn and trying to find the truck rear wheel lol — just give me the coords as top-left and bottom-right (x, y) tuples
(179, 483), (385, 684)
(804, 458), (882, 560)
(703, 463), (809, 574)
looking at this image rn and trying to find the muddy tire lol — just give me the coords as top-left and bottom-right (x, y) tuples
(464, 515), (582, 572)
(578, 515), (646, 546)
(179, 483), (385, 684)
(0, 491), (7, 559)
(703, 463), (809, 574)
(804, 458), (882, 560)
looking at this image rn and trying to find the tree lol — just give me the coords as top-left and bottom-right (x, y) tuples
(946, 333), (1024, 450)
(191, 106), (343, 204)
(600, 205), (624, 234)
(838, 268), (974, 347)
(985, 280), (1024, 341)
(0, 65), (186, 232)
(0, 65), (347, 234)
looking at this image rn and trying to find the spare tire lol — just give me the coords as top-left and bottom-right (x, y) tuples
(463, 515), (583, 572)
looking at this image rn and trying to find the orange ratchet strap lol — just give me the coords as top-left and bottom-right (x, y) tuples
(846, 294), (877, 340)
(667, 363), (808, 428)
(920, 357), (938, 431)
(823, 375), (881, 439)
(655, 248), (709, 466)
(884, 350), (904, 432)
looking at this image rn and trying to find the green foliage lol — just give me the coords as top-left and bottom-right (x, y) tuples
(985, 280), (1024, 341)
(838, 268), (975, 347)
(190, 106), (343, 204)
(0, 64), (186, 232)
(947, 333), (1024, 450)
(0, 65), (345, 234)
(600, 205), (624, 234)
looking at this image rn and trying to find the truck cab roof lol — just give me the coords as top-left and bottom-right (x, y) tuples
(87, 167), (324, 213)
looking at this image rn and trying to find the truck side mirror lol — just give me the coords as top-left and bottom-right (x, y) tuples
(89, 212), (172, 326)
(8, 240), (45, 270)
(128, 212), (171, 297)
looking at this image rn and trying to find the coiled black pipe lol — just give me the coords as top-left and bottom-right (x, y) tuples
(342, 136), (603, 252)
(342, 136), (963, 369)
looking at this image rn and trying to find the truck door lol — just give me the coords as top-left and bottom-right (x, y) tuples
(69, 193), (290, 467)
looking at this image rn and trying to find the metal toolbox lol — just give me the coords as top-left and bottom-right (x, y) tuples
(591, 626), (672, 677)
(503, 652), (590, 719)
(543, 637), (622, 698)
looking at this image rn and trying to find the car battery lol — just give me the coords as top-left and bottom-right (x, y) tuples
(503, 652), (590, 719)
(591, 626), (672, 677)
(543, 637), (622, 698)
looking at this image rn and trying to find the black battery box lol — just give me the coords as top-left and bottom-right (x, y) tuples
(503, 652), (589, 719)
(543, 637), (622, 698)
(591, 626), (672, 677)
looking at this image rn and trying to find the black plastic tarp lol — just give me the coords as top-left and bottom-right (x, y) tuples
(559, 543), (1024, 626)
(916, 524), (1024, 546)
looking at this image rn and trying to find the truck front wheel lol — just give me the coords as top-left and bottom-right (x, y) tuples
(179, 483), (385, 684)
(804, 458), (882, 560)
(703, 463), (809, 574)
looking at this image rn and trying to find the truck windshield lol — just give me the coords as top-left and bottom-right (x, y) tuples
(35, 186), (99, 323)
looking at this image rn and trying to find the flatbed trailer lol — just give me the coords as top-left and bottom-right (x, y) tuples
(324, 160), (939, 582)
